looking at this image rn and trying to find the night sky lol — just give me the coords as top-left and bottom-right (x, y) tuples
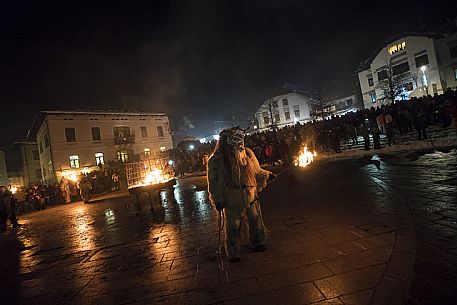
(1, 0), (456, 143)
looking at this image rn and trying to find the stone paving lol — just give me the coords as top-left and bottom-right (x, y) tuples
(0, 147), (456, 305)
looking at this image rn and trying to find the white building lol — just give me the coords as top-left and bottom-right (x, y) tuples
(0, 150), (8, 186)
(358, 34), (442, 108)
(33, 111), (173, 184)
(358, 23), (457, 109)
(15, 142), (42, 186)
(254, 92), (313, 131)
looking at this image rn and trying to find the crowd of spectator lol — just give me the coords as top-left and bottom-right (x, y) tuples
(176, 88), (457, 171)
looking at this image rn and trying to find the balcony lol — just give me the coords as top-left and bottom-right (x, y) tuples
(114, 134), (135, 145)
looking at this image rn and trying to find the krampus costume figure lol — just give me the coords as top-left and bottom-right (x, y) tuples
(207, 127), (272, 262)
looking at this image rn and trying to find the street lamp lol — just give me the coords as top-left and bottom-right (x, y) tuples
(420, 66), (428, 95)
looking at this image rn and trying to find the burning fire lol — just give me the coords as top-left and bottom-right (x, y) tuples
(144, 169), (171, 185)
(10, 185), (18, 194)
(294, 146), (317, 167)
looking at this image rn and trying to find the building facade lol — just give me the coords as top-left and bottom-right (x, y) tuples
(254, 93), (313, 131)
(358, 35), (442, 108)
(0, 150), (8, 186)
(358, 22), (457, 109)
(19, 142), (42, 185)
(35, 111), (173, 184)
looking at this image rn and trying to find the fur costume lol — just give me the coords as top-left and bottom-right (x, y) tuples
(207, 128), (271, 260)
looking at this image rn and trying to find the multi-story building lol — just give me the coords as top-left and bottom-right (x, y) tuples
(0, 150), (8, 186)
(254, 92), (313, 132)
(357, 19), (457, 109)
(16, 142), (42, 185)
(33, 111), (173, 184)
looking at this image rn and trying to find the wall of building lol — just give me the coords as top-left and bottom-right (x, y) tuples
(37, 112), (173, 184)
(255, 93), (312, 131)
(436, 32), (457, 90)
(19, 143), (42, 185)
(359, 36), (444, 109)
(0, 150), (9, 186)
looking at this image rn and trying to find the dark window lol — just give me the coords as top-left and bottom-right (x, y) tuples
(370, 93), (377, 103)
(272, 100), (278, 108)
(113, 126), (130, 138)
(141, 126), (148, 138)
(377, 70), (388, 81)
(368, 78), (374, 87)
(285, 112), (291, 120)
(392, 62), (409, 75)
(282, 98), (288, 106)
(263, 116), (269, 125)
(65, 128), (76, 142)
(450, 45), (457, 59)
(346, 99), (353, 107)
(39, 142), (43, 153)
(274, 113), (280, 123)
(156, 126), (164, 137)
(35, 169), (42, 180)
(415, 54), (429, 68)
(91, 127), (101, 141)
(44, 134), (50, 147)
(32, 150), (40, 160)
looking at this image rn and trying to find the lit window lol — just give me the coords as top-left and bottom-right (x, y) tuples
(144, 148), (151, 156)
(454, 67), (457, 80)
(95, 152), (104, 165)
(160, 146), (166, 152)
(69, 155), (80, 168)
(116, 150), (130, 162)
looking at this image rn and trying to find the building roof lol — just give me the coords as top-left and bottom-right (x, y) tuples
(356, 32), (442, 72)
(41, 110), (167, 116)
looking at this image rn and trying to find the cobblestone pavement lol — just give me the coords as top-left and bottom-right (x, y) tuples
(0, 148), (456, 305)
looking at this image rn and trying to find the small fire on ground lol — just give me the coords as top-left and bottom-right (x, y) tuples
(294, 147), (317, 167)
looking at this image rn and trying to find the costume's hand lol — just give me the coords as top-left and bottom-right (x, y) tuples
(215, 202), (224, 211)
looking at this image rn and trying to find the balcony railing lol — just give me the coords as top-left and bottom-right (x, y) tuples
(114, 134), (135, 145)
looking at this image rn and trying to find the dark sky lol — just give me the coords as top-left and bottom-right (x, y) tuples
(1, 0), (456, 142)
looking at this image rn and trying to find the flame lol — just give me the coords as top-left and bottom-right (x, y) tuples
(294, 147), (317, 167)
(10, 186), (18, 194)
(63, 170), (80, 182)
(144, 169), (171, 185)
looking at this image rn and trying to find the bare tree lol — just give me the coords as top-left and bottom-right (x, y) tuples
(375, 62), (409, 103)
(257, 98), (279, 130)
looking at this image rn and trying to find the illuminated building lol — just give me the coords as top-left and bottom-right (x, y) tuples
(254, 92), (314, 132)
(0, 150), (8, 186)
(357, 19), (457, 108)
(30, 111), (173, 184)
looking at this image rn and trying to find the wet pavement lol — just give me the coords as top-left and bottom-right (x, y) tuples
(0, 148), (456, 305)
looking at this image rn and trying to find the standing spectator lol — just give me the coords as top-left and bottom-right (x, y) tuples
(265, 142), (273, 165)
(372, 127), (381, 149)
(359, 124), (370, 150)
(376, 112), (386, 134)
(59, 177), (71, 203)
(414, 108), (428, 140)
(385, 112), (396, 146)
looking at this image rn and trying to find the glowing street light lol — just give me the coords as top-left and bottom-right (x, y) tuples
(189, 144), (195, 151)
(421, 65), (428, 95)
